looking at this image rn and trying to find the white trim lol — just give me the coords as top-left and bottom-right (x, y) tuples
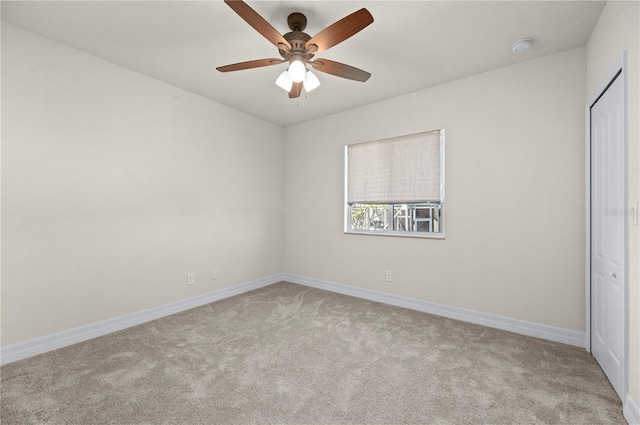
(0, 274), (284, 365)
(284, 273), (586, 348)
(584, 75), (592, 353)
(585, 51), (628, 402)
(625, 395), (640, 425)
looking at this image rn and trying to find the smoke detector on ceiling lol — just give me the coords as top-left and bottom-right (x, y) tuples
(512, 38), (533, 54)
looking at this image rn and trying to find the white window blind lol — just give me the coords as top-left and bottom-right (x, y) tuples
(347, 130), (442, 204)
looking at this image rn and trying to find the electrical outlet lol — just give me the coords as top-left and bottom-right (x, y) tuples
(187, 273), (195, 285)
(211, 269), (218, 280)
(385, 271), (393, 282)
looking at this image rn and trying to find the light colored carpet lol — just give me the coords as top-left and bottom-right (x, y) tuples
(1, 282), (625, 424)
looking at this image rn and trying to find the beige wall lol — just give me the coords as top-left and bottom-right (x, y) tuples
(1, 23), (284, 346)
(587, 0), (640, 409)
(284, 48), (587, 331)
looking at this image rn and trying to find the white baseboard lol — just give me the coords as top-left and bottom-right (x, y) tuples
(0, 274), (284, 366)
(626, 395), (640, 425)
(283, 273), (587, 348)
(0, 272), (589, 366)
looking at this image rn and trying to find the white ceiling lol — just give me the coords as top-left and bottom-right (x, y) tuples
(1, 1), (605, 127)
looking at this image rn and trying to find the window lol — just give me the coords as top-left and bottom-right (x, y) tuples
(344, 129), (445, 238)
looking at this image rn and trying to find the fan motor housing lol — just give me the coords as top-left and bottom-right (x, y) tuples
(278, 12), (315, 60)
(283, 31), (310, 50)
(280, 29), (313, 60)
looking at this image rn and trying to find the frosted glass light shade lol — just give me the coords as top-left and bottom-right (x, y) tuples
(288, 60), (306, 83)
(303, 71), (320, 92)
(275, 71), (293, 91)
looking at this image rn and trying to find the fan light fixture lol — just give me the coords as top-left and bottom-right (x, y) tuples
(303, 70), (320, 92)
(288, 59), (307, 83)
(276, 71), (293, 91)
(275, 66), (321, 94)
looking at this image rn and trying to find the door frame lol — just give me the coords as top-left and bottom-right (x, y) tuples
(584, 51), (628, 401)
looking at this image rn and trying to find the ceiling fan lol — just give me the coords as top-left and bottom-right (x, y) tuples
(216, 0), (374, 99)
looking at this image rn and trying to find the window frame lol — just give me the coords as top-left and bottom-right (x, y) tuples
(344, 129), (445, 239)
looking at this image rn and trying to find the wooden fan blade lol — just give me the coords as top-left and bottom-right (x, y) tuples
(305, 8), (373, 55)
(224, 0), (291, 49)
(288, 82), (303, 98)
(310, 59), (371, 82)
(217, 58), (284, 72)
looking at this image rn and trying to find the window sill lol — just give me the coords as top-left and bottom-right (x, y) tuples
(344, 230), (445, 239)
